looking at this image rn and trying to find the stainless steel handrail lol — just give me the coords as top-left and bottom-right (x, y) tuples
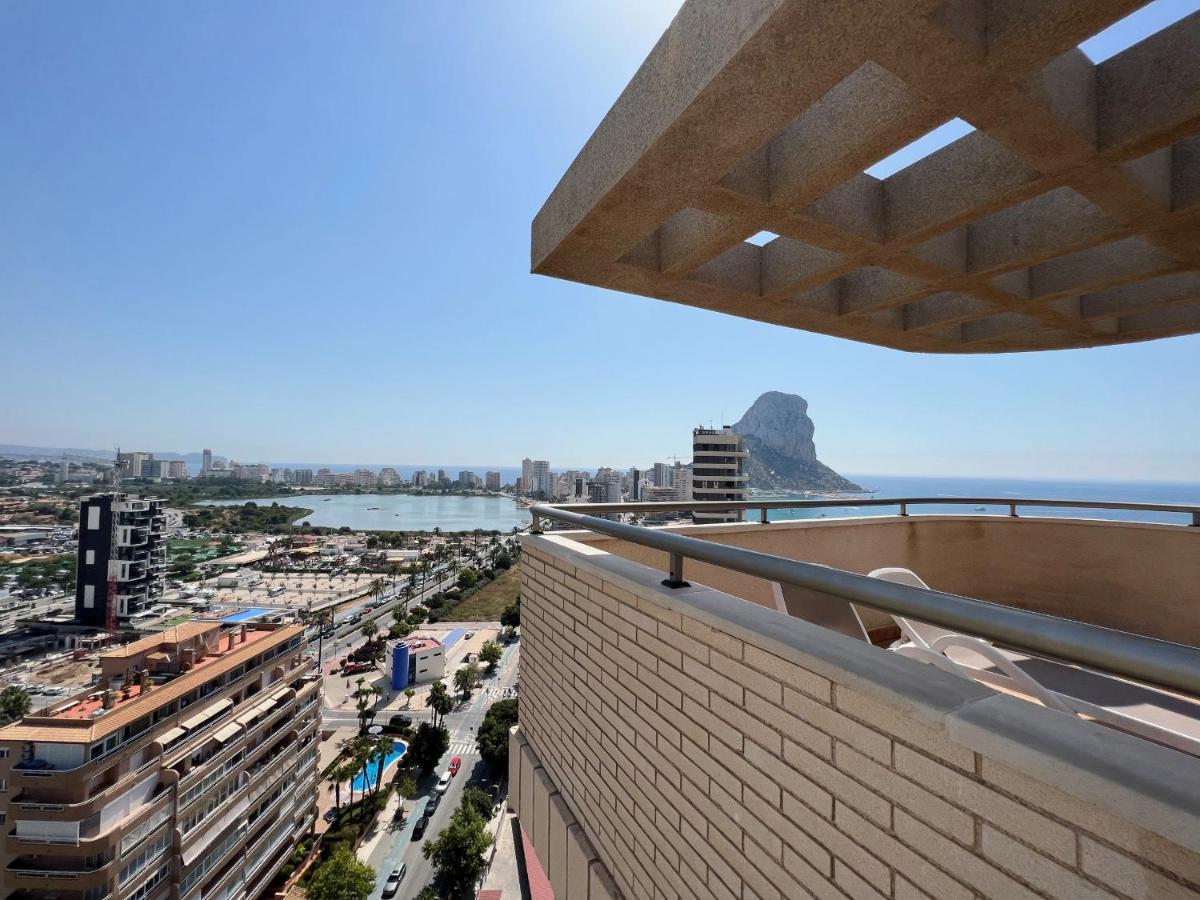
(528, 502), (1200, 698)
(531, 495), (1200, 528)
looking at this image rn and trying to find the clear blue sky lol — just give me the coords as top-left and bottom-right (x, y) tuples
(3, 1), (1198, 482)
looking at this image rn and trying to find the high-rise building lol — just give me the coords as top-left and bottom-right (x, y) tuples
(691, 426), (748, 523)
(379, 467), (399, 487)
(354, 469), (376, 488)
(412, 470), (428, 488)
(521, 459), (552, 497)
(628, 468), (642, 499)
(671, 463), (693, 503)
(458, 470), (476, 488)
(437, 469), (446, 484)
(201, 448), (213, 473)
(652, 461), (673, 487)
(116, 451), (151, 479)
(485, 471), (501, 490)
(0, 621), (320, 900)
(143, 459), (187, 480)
(293, 468), (314, 485)
(75, 493), (167, 625)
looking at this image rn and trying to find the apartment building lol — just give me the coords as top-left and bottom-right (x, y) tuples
(690, 427), (747, 523)
(76, 495), (168, 626)
(0, 621), (320, 900)
(484, 471), (501, 491)
(377, 468), (399, 487)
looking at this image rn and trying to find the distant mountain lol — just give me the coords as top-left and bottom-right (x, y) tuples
(0, 444), (114, 461)
(0, 444), (225, 468)
(732, 392), (862, 492)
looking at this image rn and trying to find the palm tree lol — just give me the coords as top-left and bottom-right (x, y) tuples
(403, 688), (415, 709)
(361, 618), (379, 642)
(426, 679), (452, 729)
(372, 735), (395, 796)
(453, 665), (475, 704)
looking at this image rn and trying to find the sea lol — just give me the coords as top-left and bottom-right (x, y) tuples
(199, 475), (1199, 531)
(761, 474), (1200, 527)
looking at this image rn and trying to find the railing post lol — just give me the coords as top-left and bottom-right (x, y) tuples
(531, 513), (542, 534)
(759, 507), (769, 525)
(1193, 511), (1200, 527)
(1009, 503), (1018, 518)
(662, 553), (690, 589)
(899, 502), (908, 517)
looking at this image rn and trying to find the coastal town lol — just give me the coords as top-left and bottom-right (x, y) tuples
(4, 2), (1200, 900)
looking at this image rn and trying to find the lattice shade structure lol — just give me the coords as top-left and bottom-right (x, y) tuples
(531, 0), (1200, 353)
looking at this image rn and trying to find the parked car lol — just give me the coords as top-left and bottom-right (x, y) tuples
(412, 817), (429, 839)
(448, 755), (462, 776)
(436, 771), (452, 794)
(425, 792), (441, 815)
(323, 808), (338, 823)
(381, 866), (405, 898)
(389, 714), (412, 728)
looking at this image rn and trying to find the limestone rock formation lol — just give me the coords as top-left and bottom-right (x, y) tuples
(732, 392), (862, 492)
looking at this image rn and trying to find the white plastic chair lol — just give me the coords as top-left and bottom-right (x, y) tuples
(867, 567), (1200, 756)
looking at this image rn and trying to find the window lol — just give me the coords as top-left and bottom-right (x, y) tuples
(84, 585), (95, 608)
(85, 549), (95, 565)
(0, 748), (9, 758)
(117, 828), (169, 887)
(0, 778), (8, 792)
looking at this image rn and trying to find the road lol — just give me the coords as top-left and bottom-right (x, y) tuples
(366, 639), (521, 900)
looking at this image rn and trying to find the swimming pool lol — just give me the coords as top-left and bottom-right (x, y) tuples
(351, 741), (408, 792)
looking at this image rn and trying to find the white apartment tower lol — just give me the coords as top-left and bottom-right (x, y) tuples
(691, 426), (748, 523)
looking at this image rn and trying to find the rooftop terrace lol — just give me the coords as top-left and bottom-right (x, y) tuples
(511, 497), (1200, 899)
(0, 623), (300, 743)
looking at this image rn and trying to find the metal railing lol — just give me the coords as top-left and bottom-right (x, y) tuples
(528, 498), (1200, 698)
(532, 496), (1200, 529)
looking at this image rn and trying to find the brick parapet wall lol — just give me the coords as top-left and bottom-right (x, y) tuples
(512, 533), (1200, 900)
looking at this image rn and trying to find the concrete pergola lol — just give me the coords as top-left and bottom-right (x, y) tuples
(531, 0), (1200, 353)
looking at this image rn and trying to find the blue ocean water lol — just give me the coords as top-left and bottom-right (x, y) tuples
(756, 475), (1200, 526)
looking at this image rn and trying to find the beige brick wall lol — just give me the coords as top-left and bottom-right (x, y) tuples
(513, 534), (1200, 900)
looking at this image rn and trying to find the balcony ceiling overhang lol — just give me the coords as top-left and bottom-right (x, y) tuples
(531, 0), (1200, 353)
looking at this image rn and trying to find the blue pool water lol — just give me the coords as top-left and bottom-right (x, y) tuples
(219, 607), (273, 623)
(443, 628), (466, 649)
(351, 741), (408, 792)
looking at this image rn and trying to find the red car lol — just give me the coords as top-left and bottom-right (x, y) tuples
(448, 756), (462, 776)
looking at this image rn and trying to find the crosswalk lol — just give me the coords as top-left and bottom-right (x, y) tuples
(448, 740), (475, 756)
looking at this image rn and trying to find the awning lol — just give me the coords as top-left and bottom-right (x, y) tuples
(214, 722), (242, 744)
(179, 698), (233, 731)
(158, 726), (186, 746)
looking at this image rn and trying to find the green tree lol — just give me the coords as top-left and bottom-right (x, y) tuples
(461, 785), (493, 820)
(407, 722), (449, 775)
(0, 687), (31, 727)
(476, 698), (518, 771)
(426, 680), (453, 728)
(422, 805), (493, 897)
(499, 600), (520, 629)
(478, 641), (502, 674)
(353, 679), (379, 734)
(371, 735), (395, 796)
(456, 567), (479, 591)
(306, 846), (376, 900)
(360, 618), (379, 642)
(453, 665), (476, 704)
(403, 688), (416, 709)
